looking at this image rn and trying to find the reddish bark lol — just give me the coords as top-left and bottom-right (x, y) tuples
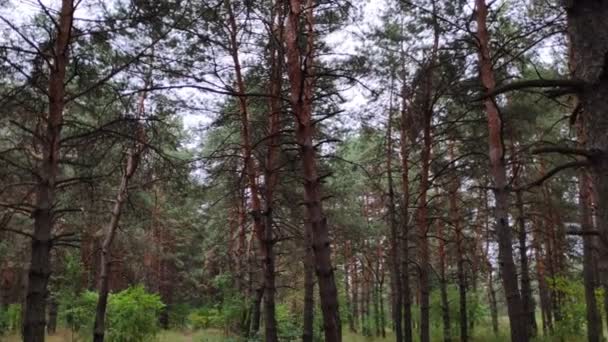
(284, 0), (341, 340)
(23, 1), (74, 340)
(474, 1), (527, 341)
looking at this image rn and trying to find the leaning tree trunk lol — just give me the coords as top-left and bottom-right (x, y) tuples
(23, 1), (74, 341)
(474, 1), (527, 341)
(93, 113), (146, 342)
(567, 3), (608, 340)
(284, 0), (341, 340)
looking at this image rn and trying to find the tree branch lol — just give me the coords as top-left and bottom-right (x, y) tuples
(473, 79), (586, 101)
(513, 160), (588, 191)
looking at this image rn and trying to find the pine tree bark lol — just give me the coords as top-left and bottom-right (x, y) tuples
(580, 169), (602, 342)
(567, 3), (608, 340)
(23, 2), (73, 340)
(474, 1), (527, 341)
(284, 0), (341, 340)
(509, 137), (536, 339)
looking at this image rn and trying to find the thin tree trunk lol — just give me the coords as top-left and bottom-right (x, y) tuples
(225, 1), (277, 338)
(510, 137), (536, 339)
(387, 91), (403, 342)
(260, 2), (284, 340)
(344, 243), (355, 332)
(438, 227), (451, 342)
(474, 1), (527, 341)
(579, 141), (602, 342)
(448, 140), (466, 342)
(488, 268), (499, 336)
(47, 298), (58, 335)
(352, 257), (359, 333)
(416, 5), (439, 340)
(581, 170), (602, 342)
(284, 1), (341, 340)
(23, 1), (74, 341)
(399, 74), (413, 342)
(302, 222), (315, 342)
(93, 102), (147, 342)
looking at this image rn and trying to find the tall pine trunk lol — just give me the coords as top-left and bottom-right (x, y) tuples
(474, 1), (527, 340)
(284, 1), (341, 340)
(23, 1), (74, 341)
(566, 3), (608, 335)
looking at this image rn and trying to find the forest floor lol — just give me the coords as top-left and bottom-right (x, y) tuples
(2, 327), (584, 341)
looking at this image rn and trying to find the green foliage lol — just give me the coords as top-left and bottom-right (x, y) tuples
(547, 277), (586, 337)
(60, 290), (98, 333)
(275, 303), (300, 341)
(59, 286), (164, 342)
(188, 307), (224, 330)
(0, 304), (21, 334)
(106, 286), (165, 342)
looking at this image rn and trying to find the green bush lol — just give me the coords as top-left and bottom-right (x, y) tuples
(59, 285), (164, 342)
(547, 276), (587, 338)
(0, 304), (21, 334)
(276, 303), (299, 341)
(105, 285), (165, 342)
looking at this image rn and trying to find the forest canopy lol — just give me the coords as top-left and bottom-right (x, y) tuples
(1, 1), (607, 342)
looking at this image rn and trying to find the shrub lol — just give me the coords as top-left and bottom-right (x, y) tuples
(0, 304), (21, 334)
(105, 285), (165, 342)
(58, 285), (164, 342)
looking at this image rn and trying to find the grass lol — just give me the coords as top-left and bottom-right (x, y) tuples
(0, 326), (589, 342)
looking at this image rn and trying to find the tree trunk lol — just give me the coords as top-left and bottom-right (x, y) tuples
(23, 1), (73, 341)
(387, 94), (403, 342)
(567, 3), (608, 336)
(474, 1), (527, 341)
(510, 138), (536, 339)
(438, 219), (451, 342)
(580, 167), (602, 342)
(487, 268), (499, 336)
(352, 258), (359, 333)
(224, 1), (274, 338)
(399, 76), (413, 342)
(47, 298), (58, 335)
(284, 1), (341, 340)
(93, 133), (145, 342)
(302, 222), (315, 342)
(448, 141), (466, 342)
